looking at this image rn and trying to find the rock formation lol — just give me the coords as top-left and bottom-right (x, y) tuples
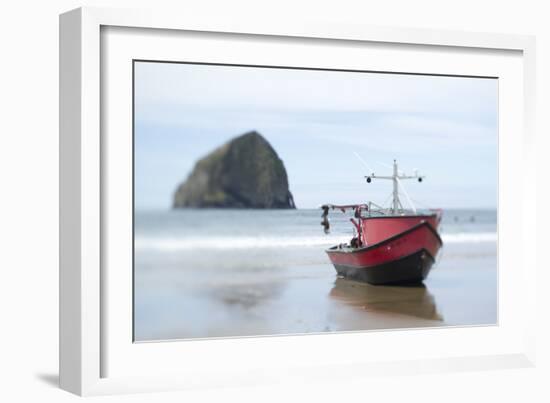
(173, 131), (296, 209)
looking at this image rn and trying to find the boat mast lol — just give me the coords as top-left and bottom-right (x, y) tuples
(366, 160), (424, 214)
(392, 160), (400, 213)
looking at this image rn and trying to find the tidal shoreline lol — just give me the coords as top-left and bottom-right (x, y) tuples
(134, 240), (497, 341)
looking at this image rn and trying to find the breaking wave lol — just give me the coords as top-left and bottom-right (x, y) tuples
(442, 232), (497, 244)
(135, 231), (497, 251)
(135, 235), (350, 251)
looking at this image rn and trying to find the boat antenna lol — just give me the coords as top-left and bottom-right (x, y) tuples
(365, 160), (424, 214)
(376, 160), (405, 175)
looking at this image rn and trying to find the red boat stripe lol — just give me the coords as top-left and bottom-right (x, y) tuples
(326, 222), (442, 268)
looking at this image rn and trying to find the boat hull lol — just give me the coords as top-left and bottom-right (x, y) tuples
(332, 249), (435, 285)
(326, 221), (442, 285)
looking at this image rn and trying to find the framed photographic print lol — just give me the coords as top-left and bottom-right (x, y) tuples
(60, 7), (537, 396)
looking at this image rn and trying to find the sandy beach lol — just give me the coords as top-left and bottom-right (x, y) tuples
(134, 210), (496, 341)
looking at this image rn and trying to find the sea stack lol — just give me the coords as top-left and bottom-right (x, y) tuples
(173, 131), (296, 209)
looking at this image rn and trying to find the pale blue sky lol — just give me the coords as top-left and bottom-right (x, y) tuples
(134, 61), (497, 210)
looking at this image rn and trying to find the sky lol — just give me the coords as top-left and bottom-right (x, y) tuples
(134, 61), (498, 210)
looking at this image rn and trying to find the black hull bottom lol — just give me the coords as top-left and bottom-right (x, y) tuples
(333, 249), (435, 285)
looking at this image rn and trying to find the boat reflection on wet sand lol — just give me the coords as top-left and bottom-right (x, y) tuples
(330, 278), (443, 322)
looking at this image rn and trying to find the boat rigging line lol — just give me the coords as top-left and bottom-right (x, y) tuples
(353, 152), (374, 175)
(396, 177), (417, 214)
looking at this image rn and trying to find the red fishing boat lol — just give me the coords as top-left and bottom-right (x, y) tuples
(321, 160), (443, 285)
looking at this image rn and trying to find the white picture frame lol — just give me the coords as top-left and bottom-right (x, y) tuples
(59, 6), (537, 396)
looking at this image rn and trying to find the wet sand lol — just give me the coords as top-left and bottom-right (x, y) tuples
(134, 241), (496, 341)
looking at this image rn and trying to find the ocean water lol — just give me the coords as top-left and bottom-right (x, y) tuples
(134, 208), (497, 341)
